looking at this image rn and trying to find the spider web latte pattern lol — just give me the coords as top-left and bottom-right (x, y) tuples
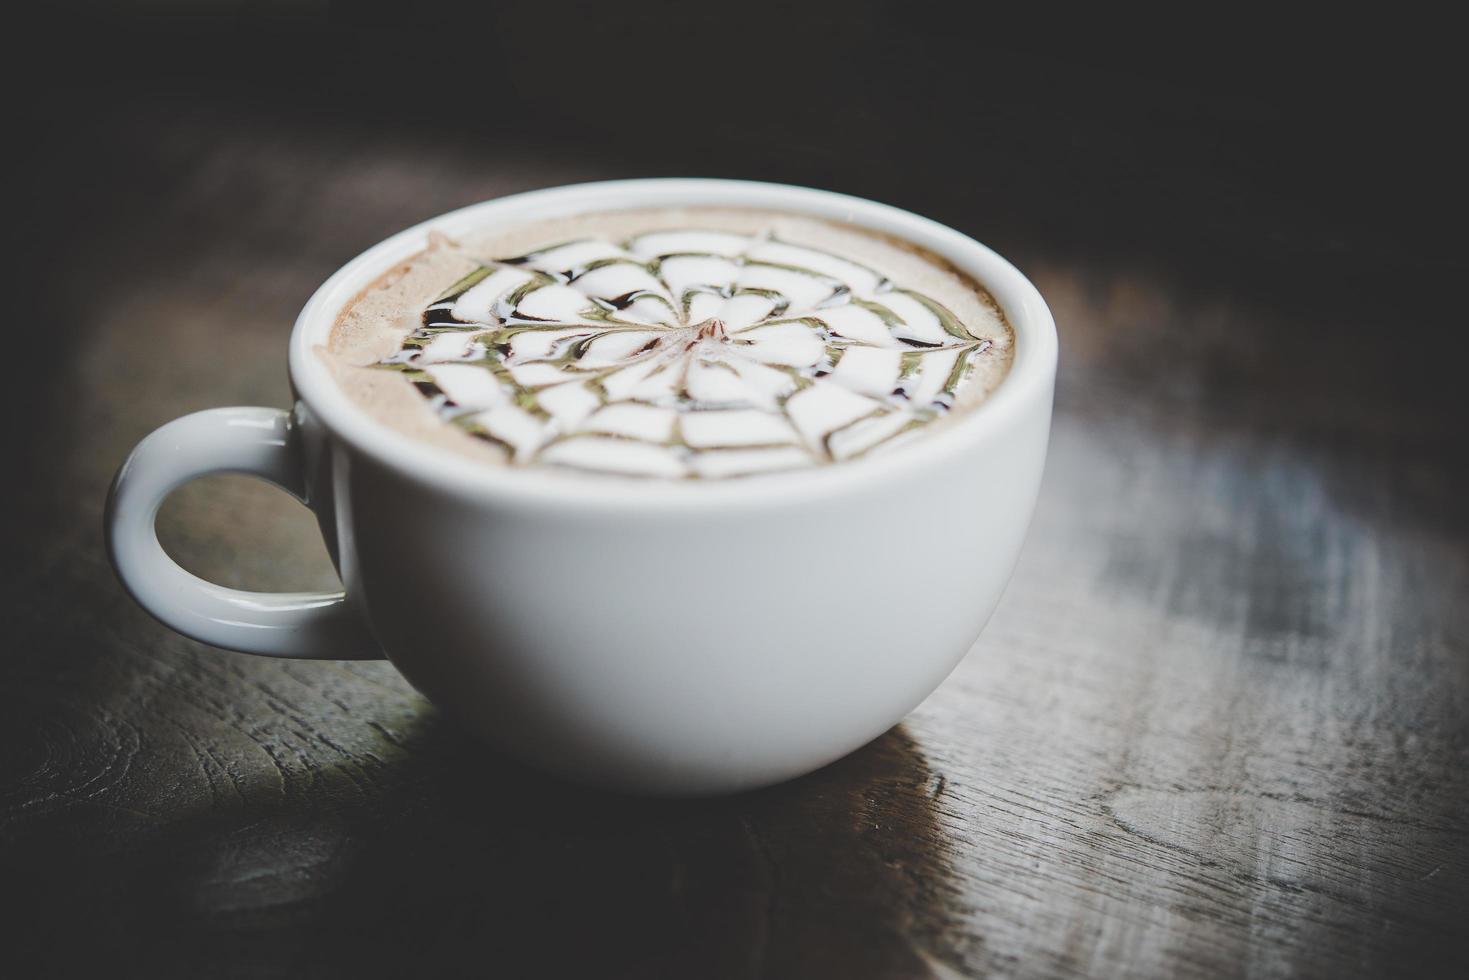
(377, 229), (996, 478)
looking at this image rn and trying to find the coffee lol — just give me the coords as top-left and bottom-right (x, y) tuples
(322, 207), (1014, 478)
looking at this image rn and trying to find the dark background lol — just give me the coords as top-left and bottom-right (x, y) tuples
(14, 3), (1469, 281)
(4, 3), (1467, 977)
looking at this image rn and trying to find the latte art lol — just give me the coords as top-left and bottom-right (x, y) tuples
(370, 228), (1003, 478)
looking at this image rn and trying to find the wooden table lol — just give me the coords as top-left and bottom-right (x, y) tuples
(5, 60), (1466, 977)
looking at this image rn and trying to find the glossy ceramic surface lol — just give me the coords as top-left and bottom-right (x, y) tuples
(107, 179), (1057, 793)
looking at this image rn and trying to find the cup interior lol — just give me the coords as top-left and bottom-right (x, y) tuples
(288, 178), (1057, 507)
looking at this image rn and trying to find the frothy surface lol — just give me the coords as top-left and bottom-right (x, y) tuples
(322, 208), (1013, 478)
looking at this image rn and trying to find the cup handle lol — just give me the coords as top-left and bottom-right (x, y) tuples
(105, 406), (382, 659)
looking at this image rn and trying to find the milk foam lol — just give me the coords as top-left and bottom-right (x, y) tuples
(325, 209), (1013, 479)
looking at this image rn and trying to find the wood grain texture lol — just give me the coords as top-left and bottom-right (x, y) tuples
(4, 47), (1467, 977)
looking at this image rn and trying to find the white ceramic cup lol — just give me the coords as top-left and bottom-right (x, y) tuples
(106, 179), (1057, 795)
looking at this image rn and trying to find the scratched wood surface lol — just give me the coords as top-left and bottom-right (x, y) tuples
(5, 13), (1468, 976)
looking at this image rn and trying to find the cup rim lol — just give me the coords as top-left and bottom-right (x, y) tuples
(288, 178), (1057, 509)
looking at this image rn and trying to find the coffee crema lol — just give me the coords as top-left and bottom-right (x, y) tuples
(322, 208), (1014, 478)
